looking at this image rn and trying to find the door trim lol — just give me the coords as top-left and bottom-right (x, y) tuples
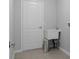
(21, 0), (23, 49)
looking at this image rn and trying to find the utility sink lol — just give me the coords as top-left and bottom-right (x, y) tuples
(45, 29), (61, 40)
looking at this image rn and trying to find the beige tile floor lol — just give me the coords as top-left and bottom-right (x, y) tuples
(15, 49), (70, 59)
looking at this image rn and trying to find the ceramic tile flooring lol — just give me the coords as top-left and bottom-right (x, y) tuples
(15, 49), (70, 59)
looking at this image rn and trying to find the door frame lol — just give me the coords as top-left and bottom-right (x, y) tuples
(21, 0), (23, 50)
(9, 0), (15, 59)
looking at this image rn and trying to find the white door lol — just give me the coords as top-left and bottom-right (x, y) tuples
(22, 0), (44, 50)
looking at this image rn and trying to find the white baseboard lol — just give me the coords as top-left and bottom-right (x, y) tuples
(12, 49), (23, 59)
(14, 49), (23, 54)
(15, 48), (42, 54)
(59, 47), (70, 56)
(12, 52), (15, 59)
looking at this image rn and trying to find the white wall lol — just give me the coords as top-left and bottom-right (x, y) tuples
(44, 0), (56, 29)
(56, 0), (70, 53)
(14, 0), (21, 50)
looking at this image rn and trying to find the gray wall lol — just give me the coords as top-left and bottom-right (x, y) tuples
(14, 0), (21, 50)
(56, 0), (70, 53)
(44, 0), (56, 29)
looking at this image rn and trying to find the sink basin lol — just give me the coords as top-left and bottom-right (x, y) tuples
(45, 29), (61, 40)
